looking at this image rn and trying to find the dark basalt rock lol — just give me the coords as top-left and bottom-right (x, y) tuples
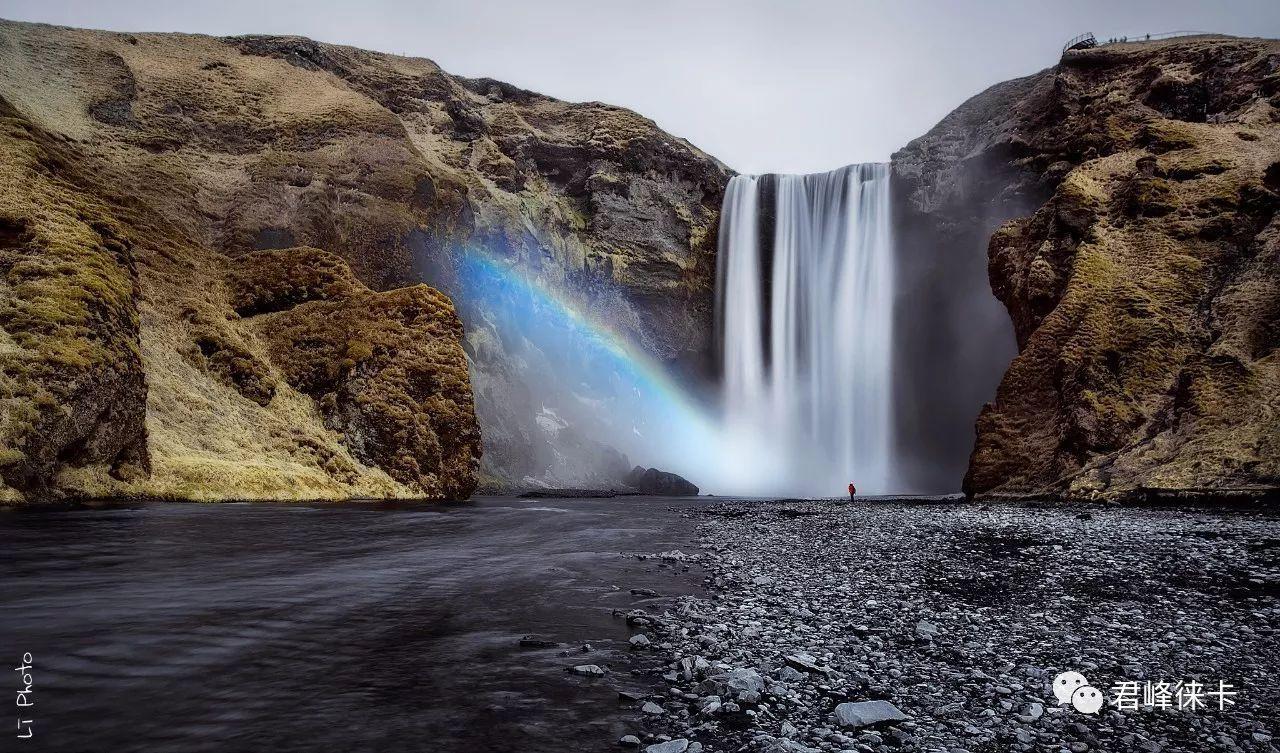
(624, 466), (699, 497)
(519, 489), (633, 499)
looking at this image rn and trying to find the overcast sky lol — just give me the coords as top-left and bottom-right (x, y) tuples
(4, 0), (1279, 174)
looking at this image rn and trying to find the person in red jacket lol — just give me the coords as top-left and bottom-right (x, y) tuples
(847, 482), (856, 501)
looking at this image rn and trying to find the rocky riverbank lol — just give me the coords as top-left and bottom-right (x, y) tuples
(613, 499), (1279, 753)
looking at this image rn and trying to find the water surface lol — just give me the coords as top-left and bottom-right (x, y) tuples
(0, 496), (704, 752)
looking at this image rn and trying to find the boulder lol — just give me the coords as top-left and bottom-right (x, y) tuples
(833, 700), (909, 728)
(715, 668), (765, 697)
(624, 466), (700, 496)
(762, 740), (821, 753)
(784, 653), (830, 675)
(914, 620), (939, 639)
(644, 740), (689, 753)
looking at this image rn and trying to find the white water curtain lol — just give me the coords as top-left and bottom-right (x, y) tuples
(716, 164), (893, 496)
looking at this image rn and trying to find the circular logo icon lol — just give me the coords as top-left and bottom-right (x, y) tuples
(1053, 671), (1089, 705)
(1071, 685), (1104, 714)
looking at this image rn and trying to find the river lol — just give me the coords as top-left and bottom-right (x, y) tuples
(0, 496), (705, 752)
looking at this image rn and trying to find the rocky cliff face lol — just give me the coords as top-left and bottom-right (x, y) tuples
(889, 73), (1043, 493)
(896, 36), (1280, 499)
(0, 20), (726, 499)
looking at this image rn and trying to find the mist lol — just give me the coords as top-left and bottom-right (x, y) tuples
(445, 245), (728, 491)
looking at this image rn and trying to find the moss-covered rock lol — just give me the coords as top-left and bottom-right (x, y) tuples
(896, 35), (1280, 500)
(0, 23), (489, 501)
(240, 248), (480, 499)
(0, 96), (147, 499)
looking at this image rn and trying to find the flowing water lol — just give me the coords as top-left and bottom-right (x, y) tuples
(0, 498), (703, 752)
(716, 164), (894, 496)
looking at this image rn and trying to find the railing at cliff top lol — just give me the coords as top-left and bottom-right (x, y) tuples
(1064, 30), (1220, 55)
(1062, 33), (1097, 54)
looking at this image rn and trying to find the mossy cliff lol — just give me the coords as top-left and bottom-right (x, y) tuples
(894, 36), (1280, 500)
(0, 19), (724, 499)
(0, 96), (148, 500)
(0, 92), (478, 501)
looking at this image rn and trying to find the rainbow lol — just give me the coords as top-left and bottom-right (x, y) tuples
(452, 247), (782, 493)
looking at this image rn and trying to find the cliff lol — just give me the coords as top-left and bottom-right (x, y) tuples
(0, 19), (726, 499)
(12, 19), (1271, 503)
(895, 35), (1280, 500)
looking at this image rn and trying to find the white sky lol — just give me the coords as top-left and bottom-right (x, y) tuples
(3, 0), (1278, 174)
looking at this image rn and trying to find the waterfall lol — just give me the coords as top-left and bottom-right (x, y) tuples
(716, 164), (894, 496)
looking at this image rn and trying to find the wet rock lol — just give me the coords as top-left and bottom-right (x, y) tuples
(784, 653), (829, 675)
(777, 666), (808, 683)
(717, 668), (765, 697)
(624, 466), (699, 496)
(914, 620), (939, 639)
(833, 700), (909, 728)
(643, 739), (689, 753)
(762, 739), (822, 753)
(568, 664), (604, 677)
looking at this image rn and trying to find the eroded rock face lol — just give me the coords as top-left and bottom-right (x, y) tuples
(0, 19), (727, 498)
(0, 99), (148, 499)
(233, 248), (481, 499)
(897, 36), (1280, 499)
(889, 73), (1050, 493)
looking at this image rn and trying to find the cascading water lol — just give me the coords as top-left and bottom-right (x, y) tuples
(716, 163), (894, 496)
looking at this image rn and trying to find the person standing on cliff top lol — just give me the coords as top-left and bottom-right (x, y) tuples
(847, 482), (856, 501)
